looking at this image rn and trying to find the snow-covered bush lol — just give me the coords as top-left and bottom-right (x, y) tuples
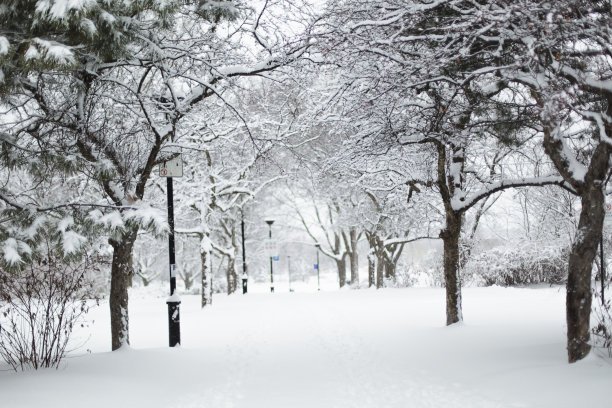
(592, 285), (612, 357)
(0, 244), (100, 370)
(416, 256), (446, 288)
(387, 262), (420, 288)
(463, 242), (568, 287)
(592, 303), (611, 357)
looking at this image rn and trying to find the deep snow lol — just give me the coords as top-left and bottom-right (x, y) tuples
(1, 283), (611, 408)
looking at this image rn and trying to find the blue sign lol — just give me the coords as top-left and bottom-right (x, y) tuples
(273, 256), (280, 261)
(314, 264), (318, 270)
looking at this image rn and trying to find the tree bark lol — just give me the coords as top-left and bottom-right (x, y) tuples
(389, 243), (405, 282)
(184, 270), (194, 291)
(540, 100), (612, 361)
(336, 255), (347, 288)
(376, 253), (384, 289)
(384, 259), (396, 280)
(440, 212), (463, 325)
(226, 222), (239, 294)
(566, 186), (603, 362)
(383, 244), (398, 280)
(201, 236), (212, 308)
(109, 228), (137, 351)
(226, 256), (238, 295)
(368, 253), (375, 287)
(366, 233), (377, 287)
(349, 228), (359, 286)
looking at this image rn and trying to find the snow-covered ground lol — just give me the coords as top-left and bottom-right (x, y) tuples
(1, 283), (611, 408)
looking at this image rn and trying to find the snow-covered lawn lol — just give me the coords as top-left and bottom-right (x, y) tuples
(1, 285), (611, 407)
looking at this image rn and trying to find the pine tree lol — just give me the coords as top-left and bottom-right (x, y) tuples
(0, 0), (179, 88)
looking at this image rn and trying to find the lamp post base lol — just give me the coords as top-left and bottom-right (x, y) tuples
(166, 300), (181, 347)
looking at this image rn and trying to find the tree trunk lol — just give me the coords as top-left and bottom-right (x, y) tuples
(541, 106), (611, 362)
(384, 259), (396, 280)
(349, 228), (359, 286)
(566, 186), (603, 362)
(376, 252), (384, 289)
(368, 252), (375, 287)
(440, 212), (463, 325)
(349, 250), (359, 286)
(226, 256), (238, 295)
(201, 235), (213, 308)
(336, 256), (347, 288)
(184, 268), (194, 291)
(227, 222), (239, 294)
(109, 228), (137, 351)
(367, 233), (377, 287)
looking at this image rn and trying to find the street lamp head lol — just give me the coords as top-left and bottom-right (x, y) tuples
(315, 243), (320, 249)
(265, 219), (275, 226)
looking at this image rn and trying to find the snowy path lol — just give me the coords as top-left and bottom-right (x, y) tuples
(1, 286), (611, 408)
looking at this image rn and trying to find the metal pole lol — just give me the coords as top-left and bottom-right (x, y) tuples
(288, 255), (292, 292)
(315, 244), (320, 291)
(166, 177), (181, 347)
(266, 220), (274, 293)
(270, 255), (274, 293)
(241, 210), (247, 294)
(168, 177), (176, 295)
(601, 235), (606, 305)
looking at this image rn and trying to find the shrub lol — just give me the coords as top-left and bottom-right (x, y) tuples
(0, 248), (99, 370)
(592, 286), (612, 358)
(463, 241), (568, 286)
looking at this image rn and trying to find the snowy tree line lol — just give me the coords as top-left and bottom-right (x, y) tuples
(1, 0), (611, 367)
(307, 0), (612, 364)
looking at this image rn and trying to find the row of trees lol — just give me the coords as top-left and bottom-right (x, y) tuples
(1, 0), (611, 367)
(305, 0), (612, 363)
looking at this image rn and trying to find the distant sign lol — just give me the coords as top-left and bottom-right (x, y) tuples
(314, 264), (319, 270)
(264, 239), (278, 258)
(159, 155), (183, 177)
(606, 201), (612, 224)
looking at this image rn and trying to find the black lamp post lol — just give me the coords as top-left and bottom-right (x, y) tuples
(265, 219), (275, 293)
(241, 209), (247, 294)
(315, 243), (321, 291)
(155, 95), (181, 347)
(166, 177), (181, 347)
